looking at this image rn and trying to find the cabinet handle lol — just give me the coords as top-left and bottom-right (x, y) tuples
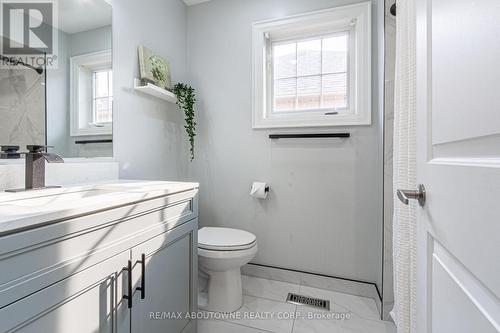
(136, 253), (146, 299)
(123, 260), (133, 309)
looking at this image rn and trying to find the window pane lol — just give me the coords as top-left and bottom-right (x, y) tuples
(322, 34), (348, 74)
(297, 75), (321, 110)
(297, 39), (321, 76)
(94, 71), (110, 98)
(275, 77), (297, 96)
(322, 73), (347, 109)
(272, 33), (350, 113)
(273, 43), (296, 79)
(94, 97), (112, 123)
(274, 78), (296, 111)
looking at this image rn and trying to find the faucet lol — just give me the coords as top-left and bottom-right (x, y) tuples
(1, 145), (64, 192)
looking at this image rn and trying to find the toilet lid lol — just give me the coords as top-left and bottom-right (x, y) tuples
(198, 227), (256, 251)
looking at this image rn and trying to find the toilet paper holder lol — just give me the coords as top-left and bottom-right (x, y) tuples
(250, 185), (270, 192)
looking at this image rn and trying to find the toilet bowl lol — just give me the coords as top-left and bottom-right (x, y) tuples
(198, 227), (257, 312)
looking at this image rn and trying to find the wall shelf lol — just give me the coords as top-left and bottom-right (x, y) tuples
(133, 79), (177, 103)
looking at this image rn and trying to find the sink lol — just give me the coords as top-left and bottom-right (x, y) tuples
(0, 181), (199, 230)
(3, 189), (117, 208)
(0, 188), (122, 222)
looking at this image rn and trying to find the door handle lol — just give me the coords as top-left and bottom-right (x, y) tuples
(123, 260), (133, 309)
(136, 253), (146, 300)
(397, 184), (426, 207)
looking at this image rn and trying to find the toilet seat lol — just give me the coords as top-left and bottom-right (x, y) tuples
(198, 244), (258, 259)
(198, 227), (256, 251)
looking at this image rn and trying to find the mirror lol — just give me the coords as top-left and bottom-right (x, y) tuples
(0, 0), (113, 158)
(47, 0), (112, 157)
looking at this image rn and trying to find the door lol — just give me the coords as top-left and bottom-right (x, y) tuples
(131, 220), (197, 333)
(415, 0), (500, 332)
(0, 250), (130, 333)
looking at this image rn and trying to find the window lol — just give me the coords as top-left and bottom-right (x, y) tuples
(252, 2), (371, 128)
(273, 33), (349, 112)
(70, 50), (112, 136)
(92, 69), (113, 124)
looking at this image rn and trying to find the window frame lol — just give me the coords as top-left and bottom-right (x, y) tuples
(252, 2), (371, 128)
(70, 50), (112, 137)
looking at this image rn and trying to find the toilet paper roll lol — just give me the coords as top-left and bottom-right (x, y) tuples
(250, 182), (268, 199)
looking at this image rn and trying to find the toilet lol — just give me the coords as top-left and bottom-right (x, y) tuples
(198, 227), (257, 312)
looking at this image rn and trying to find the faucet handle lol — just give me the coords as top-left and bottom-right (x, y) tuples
(26, 145), (54, 153)
(1, 145), (21, 159)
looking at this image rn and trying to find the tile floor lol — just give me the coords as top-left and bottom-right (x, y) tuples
(199, 275), (396, 333)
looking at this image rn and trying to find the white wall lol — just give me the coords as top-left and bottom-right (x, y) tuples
(187, 0), (384, 286)
(112, 0), (190, 180)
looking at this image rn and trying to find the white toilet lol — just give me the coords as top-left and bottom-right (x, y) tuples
(198, 227), (257, 312)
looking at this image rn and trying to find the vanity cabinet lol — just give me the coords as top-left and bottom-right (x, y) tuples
(129, 229), (195, 333)
(0, 250), (129, 333)
(0, 187), (198, 333)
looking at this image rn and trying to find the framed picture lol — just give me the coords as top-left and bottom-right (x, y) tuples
(138, 45), (172, 91)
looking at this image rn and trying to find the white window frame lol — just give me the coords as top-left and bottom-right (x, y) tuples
(252, 2), (371, 128)
(70, 50), (112, 136)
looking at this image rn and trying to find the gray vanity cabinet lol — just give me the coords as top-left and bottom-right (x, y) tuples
(0, 250), (129, 333)
(129, 222), (197, 333)
(0, 188), (198, 333)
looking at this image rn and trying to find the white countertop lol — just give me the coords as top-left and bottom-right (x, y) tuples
(0, 180), (199, 236)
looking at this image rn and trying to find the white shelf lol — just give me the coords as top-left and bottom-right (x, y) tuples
(133, 79), (177, 103)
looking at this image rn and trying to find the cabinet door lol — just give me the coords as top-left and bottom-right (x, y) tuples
(131, 219), (198, 333)
(0, 250), (131, 333)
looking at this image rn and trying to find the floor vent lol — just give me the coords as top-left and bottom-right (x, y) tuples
(286, 293), (330, 311)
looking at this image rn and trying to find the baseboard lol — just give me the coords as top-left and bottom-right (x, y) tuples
(242, 263), (381, 307)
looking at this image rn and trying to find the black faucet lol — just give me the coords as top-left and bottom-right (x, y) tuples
(1, 145), (64, 192)
(24, 145), (64, 190)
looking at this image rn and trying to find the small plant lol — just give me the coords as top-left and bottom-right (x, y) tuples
(173, 83), (196, 161)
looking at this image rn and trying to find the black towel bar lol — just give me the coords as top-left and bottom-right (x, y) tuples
(75, 139), (113, 144)
(269, 133), (350, 139)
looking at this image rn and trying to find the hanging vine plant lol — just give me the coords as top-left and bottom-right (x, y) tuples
(173, 83), (196, 161)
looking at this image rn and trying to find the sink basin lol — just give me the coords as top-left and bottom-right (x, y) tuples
(0, 188), (121, 222)
(3, 189), (117, 208)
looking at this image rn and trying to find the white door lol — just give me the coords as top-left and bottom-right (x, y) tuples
(414, 0), (500, 332)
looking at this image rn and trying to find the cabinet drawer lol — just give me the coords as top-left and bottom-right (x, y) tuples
(0, 190), (198, 309)
(0, 250), (129, 333)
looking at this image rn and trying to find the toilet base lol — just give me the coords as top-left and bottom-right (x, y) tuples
(200, 268), (243, 313)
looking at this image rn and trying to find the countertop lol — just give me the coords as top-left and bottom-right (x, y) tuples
(0, 180), (199, 236)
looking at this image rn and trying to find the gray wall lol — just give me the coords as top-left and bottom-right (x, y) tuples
(186, 0), (384, 287)
(112, 0), (190, 180)
(69, 25), (112, 56)
(47, 26), (113, 158)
